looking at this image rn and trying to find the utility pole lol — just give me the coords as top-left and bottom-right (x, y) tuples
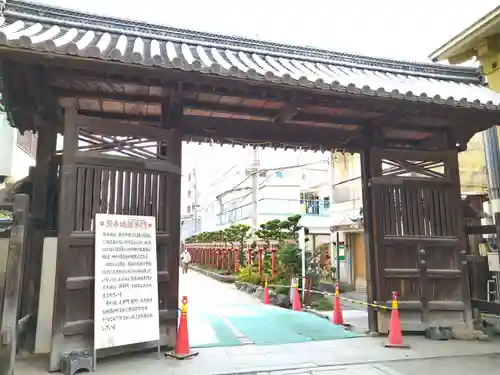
(193, 167), (198, 233)
(328, 151), (339, 282)
(482, 127), (500, 301)
(251, 148), (259, 231)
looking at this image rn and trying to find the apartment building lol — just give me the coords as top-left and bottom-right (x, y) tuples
(180, 146), (333, 247)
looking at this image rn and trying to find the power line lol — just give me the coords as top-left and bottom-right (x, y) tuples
(207, 163), (239, 188)
(224, 159), (328, 197)
(201, 158), (329, 213)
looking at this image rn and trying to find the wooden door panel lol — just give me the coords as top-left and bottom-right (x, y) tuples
(50, 152), (178, 371)
(371, 178), (468, 331)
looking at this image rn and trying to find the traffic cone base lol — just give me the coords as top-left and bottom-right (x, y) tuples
(383, 340), (410, 349)
(164, 350), (200, 360)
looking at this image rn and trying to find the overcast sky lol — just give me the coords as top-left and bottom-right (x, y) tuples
(33, 0), (500, 203)
(35, 0), (498, 61)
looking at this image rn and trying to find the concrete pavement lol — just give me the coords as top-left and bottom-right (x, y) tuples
(232, 353), (500, 375)
(16, 333), (499, 375)
(14, 270), (500, 375)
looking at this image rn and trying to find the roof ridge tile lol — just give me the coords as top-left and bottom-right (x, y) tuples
(5, 0), (481, 80)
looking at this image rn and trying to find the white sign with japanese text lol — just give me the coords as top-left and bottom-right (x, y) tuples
(94, 214), (159, 350)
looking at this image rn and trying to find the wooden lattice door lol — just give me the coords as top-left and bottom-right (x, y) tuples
(369, 149), (472, 332)
(49, 110), (181, 371)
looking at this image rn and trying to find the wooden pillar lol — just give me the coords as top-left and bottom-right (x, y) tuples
(445, 149), (473, 328)
(0, 194), (30, 375)
(160, 94), (183, 336)
(166, 128), (182, 314)
(49, 106), (79, 372)
(360, 146), (378, 332)
(24, 117), (57, 352)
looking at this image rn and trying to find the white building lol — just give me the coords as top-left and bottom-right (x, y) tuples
(181, 146), (332, 247)
(0, 108), (37, 201)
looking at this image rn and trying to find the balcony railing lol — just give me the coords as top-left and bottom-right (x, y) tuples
(258, 198), (329, 217)
(299, 199), (329, 216)
(216, 198), (330, 225)
(217, 203), (252, 225)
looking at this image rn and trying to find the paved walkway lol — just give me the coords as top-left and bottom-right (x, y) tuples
(17, 334), (499, 375)
(14, 270), (500, 375)
(180, 269), (358, 348)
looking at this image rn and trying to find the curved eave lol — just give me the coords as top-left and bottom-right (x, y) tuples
(430, 5), (500, 62)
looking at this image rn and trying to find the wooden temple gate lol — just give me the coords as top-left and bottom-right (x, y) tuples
(0, 0), (500, 372)
(365, 148), (472, 331)
(49, 109), (181, 367)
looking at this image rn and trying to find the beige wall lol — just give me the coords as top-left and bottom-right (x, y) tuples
(0, 238), (9, 301)
(34, 237), (58, 354)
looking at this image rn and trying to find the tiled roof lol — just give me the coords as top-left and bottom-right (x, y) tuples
(1, 0), (500, 110)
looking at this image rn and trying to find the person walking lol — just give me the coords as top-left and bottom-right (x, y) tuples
(180, 248), (191, 274)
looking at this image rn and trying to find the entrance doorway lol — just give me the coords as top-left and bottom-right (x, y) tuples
(1, 0), (500, 370)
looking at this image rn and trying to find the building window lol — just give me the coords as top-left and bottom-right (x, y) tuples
(275, 171), (283, 178)
(187, 189), (191, 197)
(323, 197), (330, 209)
(16, 130), (37, 157)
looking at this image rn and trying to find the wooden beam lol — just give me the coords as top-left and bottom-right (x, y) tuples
(42, 64), (470, 120)
(183, 100), (369, 127)
(73, 152), (181, 175)
(471, 298), (500, 314)
(77, 109), (160, 123)
(179, 116), (358, 148)
(55, 87), (166, 104)
(74, 110), (356, 149)
(75, 114), (166, 139)
(183, 100), (277, 121)
(4, 60), (493, 150)
(273, 103), (300, 124)
(465, 224), (496, 235)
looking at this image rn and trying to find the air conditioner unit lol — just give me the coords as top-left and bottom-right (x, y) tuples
(488, 252), (500, 272)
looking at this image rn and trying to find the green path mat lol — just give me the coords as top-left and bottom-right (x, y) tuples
(189, 314), (243, 349)
(224, 305), (360, 346)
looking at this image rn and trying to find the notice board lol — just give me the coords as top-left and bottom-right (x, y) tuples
(94, 214), (159, 350)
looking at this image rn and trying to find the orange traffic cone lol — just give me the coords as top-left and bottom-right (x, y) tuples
(332, 283), (344, 325)
(165, 296), (199, 360)
(263, 280), (270, 305)
(292, 283), (302, 311)
(384, 292), (410, 348)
